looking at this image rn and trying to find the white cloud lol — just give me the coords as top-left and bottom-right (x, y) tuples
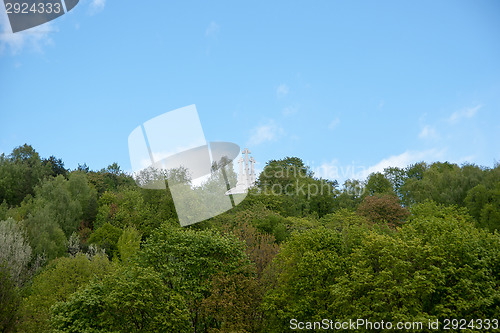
(89, 0), (106, 14)
(418, 125), (437, 139)
(282, 105), (298, 116)
(0, 10), (56, 55)
(205, 21), (220, 38)
(357, 149), (445, 180)
(276, 84), (289, 97)
(328, 117), (340, 130)
(248, 121), (284, 146)
(448, 104), (482, 123)
(313, 149), (446, 184)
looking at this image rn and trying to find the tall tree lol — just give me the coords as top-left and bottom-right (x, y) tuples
(0, 145), (52, 206)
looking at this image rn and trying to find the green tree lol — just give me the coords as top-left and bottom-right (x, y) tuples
(0, 144), (52, 206)
(24, 210), (67, 261)
(465, 182), (500, 232)
(262, 227), (347, 330)
(51, 265), (190, 333)
(116, 225), (141, 262)
(334, 203), (500, 326)
(139, 225), (254, 332)
(0, 263), (20, 332)
(31, 172), (95, 238)
(256, 157), (337, 217)
(95, 188), (156, 236)
(20, 253), (113, 333)
(365, 172), (394, 196)
(87, 222), (122, 259)
(42, 155), (68, 178)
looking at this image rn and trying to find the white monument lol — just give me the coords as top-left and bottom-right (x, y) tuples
(225, 148), (256, 195)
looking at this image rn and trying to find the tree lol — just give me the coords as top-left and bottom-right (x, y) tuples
(334, 203), (500, 326)
(0, 145), (52, 206)
(465, 182), (500, 232)
(116, 225), (141, 262)
(0, 217), (32, 286)
(262, 227), (347, 331)
(86, 163), (135, 195)
(139, 225), (254, 332)
(201, 271), (263, 333)
(364, 172), (394, 196)
(31, 173), (96, 237)
(400, 162), (484, 207)
(221, 221), (280, 277)
(256, 157), (338, 217)
(263, 202), (500, 332)
(24, 210), (67, 261)
(357, 194), (410, 228)
(95, 188), (157, 236)
(332, 179), (365, 211)
(87, 222), (122, 259)
(42, 156), (68, 178)
(51, 265), (190, 333)
(20, 253), (113, 333)
(0, 263), (20, 332)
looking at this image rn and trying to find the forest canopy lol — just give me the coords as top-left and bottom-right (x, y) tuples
(0, 144), (499, 332)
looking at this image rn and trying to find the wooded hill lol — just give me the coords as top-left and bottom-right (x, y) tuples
(1, 144), (499, 332)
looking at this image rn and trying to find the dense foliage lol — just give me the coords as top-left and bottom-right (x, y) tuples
(0, 144), (498, 332)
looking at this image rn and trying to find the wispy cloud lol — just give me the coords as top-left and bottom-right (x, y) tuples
(448, 104), (482, 123)
(358, 149), (445, 180)
(248, 120), (284, 146)
(328, 117), (340, 130)
(282, 105), (298, 116)
(418, 125), (438, 139)
(276, 84), (289, 98)
(0, 10), (56, 55)
(89, 0), (106, 14)
(205, 21), (220, 38)
(314, 150), (445, 184)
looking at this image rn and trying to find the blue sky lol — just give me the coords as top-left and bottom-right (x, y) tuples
(1, 0), (499, 185)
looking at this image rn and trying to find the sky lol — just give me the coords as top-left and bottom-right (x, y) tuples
(1, 0), (499, 185)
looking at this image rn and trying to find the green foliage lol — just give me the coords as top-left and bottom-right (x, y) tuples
(222, 221), (280, 277)
(51, 265), (190, 333)
(116, 225), (141, 262)
(201, 271), (263, 333)
(262, 227), (346, 330)
(332, 179), (365, 211)
(365, 172), (394, 196)
(139, 225), (254, 331)
(465, 182), (500, 232)
(401, 162), (485, 207)
(255, 214), (290, 243)
(33, 175), (83, 237)
(95, 188), (158, 236)
(337, 207), (500, 324)
(20, 253), (113, 333)
(0, 264), (21, 332)
(85, 163), (135, 195)
(0, 144), (52, 206)
(42, 155), (68, 178)
(87, 222), (122, 259)
(263, 204), (500, 332)
(24, 210), (67, 261)
(2, 146), (500, 332)
(256, 157), (338, 217)
(320, 209), (367, 230)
